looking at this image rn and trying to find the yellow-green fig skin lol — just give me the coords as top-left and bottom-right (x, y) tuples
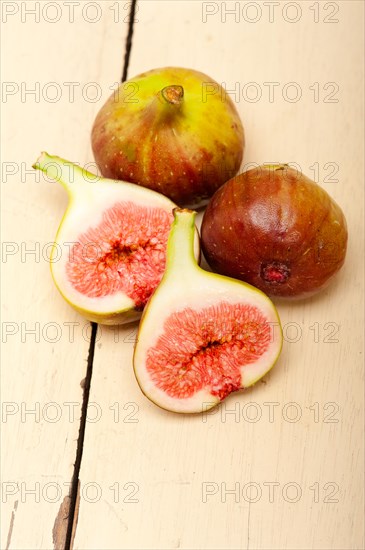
(53, 293), (142, 326)
(91, 67), (245, 208)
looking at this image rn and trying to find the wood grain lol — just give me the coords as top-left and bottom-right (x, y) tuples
(2, 1), (364, 549)
(1, 4), (128, 548)
(73, 1), (364, 549)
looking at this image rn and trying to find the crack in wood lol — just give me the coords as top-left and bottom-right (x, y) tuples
(6, 500), (18, 550)
(64, 323), (97, 550)
(52, 481), (80, 550)
(69, 480), (81, 549)
(121, 0), (138, 83)
(62, 2), (138, 546)
(52, 495), (70, 550)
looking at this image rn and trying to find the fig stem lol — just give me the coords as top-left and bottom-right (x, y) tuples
(264, 163), (289, 171)
(159, 85), (184, 106)
(164, 208), (197, 278)
(33, 152), (97, 197)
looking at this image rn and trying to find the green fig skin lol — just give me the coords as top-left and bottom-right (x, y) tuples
(91, 67), (244, 208)
(201, 165), (348, 298)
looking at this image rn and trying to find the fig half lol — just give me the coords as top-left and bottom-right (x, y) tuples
(91, 66), (244, 208)
(34, 153), (200, 324)
(134, 209), (283, 414)
(201, 165), (348, 298)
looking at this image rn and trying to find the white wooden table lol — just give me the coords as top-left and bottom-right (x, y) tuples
(1, 1), (364, 548)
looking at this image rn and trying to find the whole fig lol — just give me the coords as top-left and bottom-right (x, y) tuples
(201, 165), (348, 298)
(91, 67), (244, 207)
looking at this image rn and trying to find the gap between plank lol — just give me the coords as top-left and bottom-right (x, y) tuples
(64, 322), (97, 550)
(121, 0), (138, 83)
(64, 1), (138, 547)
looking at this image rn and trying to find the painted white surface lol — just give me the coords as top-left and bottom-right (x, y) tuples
(2, 1), (364, 549)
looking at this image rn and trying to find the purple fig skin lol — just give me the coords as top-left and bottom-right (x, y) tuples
(201, 165), (348, 298)
(91, 67), (244, 207)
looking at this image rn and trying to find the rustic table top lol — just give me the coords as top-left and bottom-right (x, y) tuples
(2, 1), (364, 549)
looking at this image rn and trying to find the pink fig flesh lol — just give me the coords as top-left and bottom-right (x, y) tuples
(67, 202), (172, 309)
(146, 302), (273, 401)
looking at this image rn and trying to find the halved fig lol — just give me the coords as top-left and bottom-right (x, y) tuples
(33, 153), (199, 325)
(134, 209), (283, 414)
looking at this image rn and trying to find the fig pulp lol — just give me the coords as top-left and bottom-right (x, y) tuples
(34, 153), (199, 324)
(201, 165), (348, 298)
(91, 67), (244, 208)
(134, 209), (283, 414)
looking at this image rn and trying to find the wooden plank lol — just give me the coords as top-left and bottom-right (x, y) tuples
(72, 1), (362, 549)
(1, 4), (128, 548)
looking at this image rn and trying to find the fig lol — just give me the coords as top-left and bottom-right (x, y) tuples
(34, 152), (199, 325)
(201, 165), (348, 298)
(91, 66), (244, 207)
(134, 209), (282, 414)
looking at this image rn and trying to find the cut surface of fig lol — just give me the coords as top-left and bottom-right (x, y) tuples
(66, 201), (171, 308)
(134, 209), (283, 414)
(201, 165), (348, 298)
(33, 153), (200, 325)
(146, 302), (273, 401)
(91, 66), (245, 208)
